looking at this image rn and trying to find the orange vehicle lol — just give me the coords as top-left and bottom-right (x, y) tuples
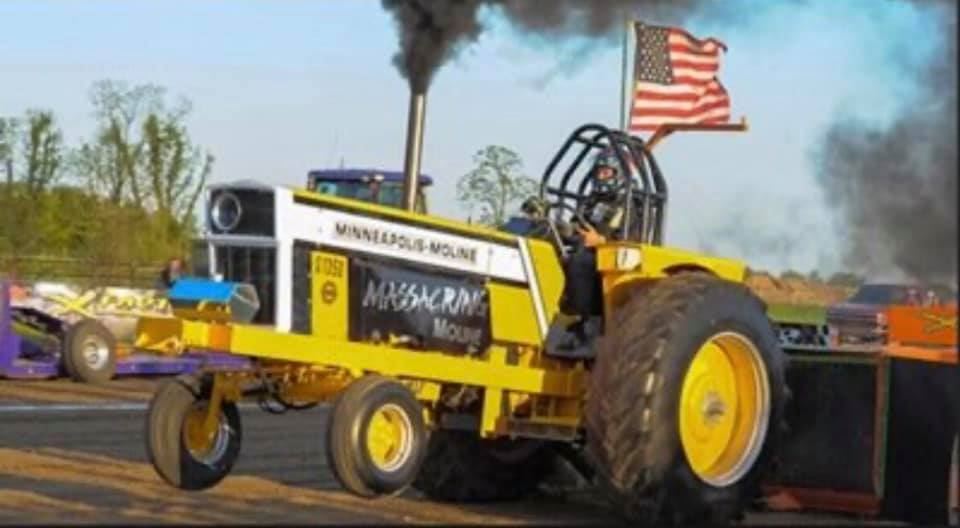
(765, 302), (958, 525)
(886, 304), (958, 355)
(825, 282), (956, 346)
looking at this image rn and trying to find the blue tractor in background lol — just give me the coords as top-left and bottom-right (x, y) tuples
(306, 168), (433, 213)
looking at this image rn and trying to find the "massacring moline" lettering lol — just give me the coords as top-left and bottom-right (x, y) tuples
(361, 279), (488, 318)
(360, 278), (488, 348)
(333, 221), (478, 265)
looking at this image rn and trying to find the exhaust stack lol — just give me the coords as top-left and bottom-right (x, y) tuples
(401, 91), (426, 212)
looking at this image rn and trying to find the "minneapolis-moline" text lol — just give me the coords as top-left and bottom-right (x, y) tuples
(334, 221), (478, 265)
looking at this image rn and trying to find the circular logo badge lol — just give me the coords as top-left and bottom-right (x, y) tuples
(321, 281), (338, 304)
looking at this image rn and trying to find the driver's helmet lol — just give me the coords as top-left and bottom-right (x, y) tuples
(591, 148), (626, 199)
(594, 150), (620, 174)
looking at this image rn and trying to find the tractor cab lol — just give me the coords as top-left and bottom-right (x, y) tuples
(307, 168), (432, 213)
(503, 123), (667, 257)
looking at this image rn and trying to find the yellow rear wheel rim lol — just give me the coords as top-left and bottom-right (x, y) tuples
(679, 331), (770, 486)
(366, 403), (413, 472)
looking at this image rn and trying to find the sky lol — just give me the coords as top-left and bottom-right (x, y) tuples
(0, 0), (944, 275)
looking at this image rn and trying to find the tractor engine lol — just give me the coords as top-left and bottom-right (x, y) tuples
(192, 181), (539, 365)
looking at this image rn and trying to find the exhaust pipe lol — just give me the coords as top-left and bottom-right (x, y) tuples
(401, 91), (426, 212)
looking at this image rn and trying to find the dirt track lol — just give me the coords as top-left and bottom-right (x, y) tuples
(0, 379), (897, 526)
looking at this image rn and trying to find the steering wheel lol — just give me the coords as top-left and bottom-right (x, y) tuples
(537, 200), (598, 260)
(545, 198), (594, 231)
(541, 186), (595, 229)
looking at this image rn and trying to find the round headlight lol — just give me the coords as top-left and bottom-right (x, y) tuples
(211, 191), (243, 232)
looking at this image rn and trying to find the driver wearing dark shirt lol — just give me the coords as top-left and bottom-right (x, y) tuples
(555, 149), (631, 355)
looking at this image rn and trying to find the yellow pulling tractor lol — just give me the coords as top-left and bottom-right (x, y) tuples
(137, 123), (788, 525)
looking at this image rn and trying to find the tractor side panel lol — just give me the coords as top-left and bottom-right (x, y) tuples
(346, 256), (492, 355)
(310, 251), (350, 341)
(487, 283), (541, 345)
(526, 239), (565, 326)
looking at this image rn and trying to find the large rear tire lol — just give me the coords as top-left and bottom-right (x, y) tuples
(413, 429), (552, 502)
(584, 273), (788, 526)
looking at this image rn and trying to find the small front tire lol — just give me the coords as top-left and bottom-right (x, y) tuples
(326, 375), (428, 498)
(145, 375), (242, 491)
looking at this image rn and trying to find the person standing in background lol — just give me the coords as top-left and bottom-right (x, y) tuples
(157, 257), (184, 290)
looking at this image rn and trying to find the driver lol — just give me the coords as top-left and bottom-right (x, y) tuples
(555, 149), (630, 355)
(580, 149), (631, 239)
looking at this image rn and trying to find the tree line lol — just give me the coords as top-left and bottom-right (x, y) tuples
(0, 80), (212, 285)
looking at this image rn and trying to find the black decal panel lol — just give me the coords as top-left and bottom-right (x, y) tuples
(348, 258), (491, 355)
(292, 240), (315, 335)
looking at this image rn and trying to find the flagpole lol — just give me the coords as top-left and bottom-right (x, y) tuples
(619, 18), (633, 131)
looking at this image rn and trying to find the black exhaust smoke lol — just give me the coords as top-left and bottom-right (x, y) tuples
(381, 0), (751, 213)
(380, 0), (744, 95)
(812, 0), (957, 284)
(401, 91), (427, 212)
(382, 0), (955, 284)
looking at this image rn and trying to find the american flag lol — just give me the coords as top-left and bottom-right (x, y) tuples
(628, 22), (731, 133)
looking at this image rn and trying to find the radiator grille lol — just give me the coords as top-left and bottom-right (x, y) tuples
(214, 245), (276, 325)
(190, 240), (211, 278)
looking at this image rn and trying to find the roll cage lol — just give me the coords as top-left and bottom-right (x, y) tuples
(539, 124), (667, 245)
(537, 120), (748, 247)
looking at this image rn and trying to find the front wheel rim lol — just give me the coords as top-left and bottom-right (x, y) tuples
(182, 403), (231, 466)
(365, 403), (414, 473)
(679, 331), (771, 487)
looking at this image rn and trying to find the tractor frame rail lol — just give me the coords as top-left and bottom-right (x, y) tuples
(136, 315), (588, 442)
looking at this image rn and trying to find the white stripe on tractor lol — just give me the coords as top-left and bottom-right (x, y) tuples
(518, 239), (549, 340)
(287, 201), (528, 284)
